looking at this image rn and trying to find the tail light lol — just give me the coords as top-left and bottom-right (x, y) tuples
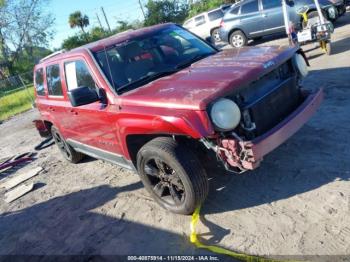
(220, 19), (225, 28)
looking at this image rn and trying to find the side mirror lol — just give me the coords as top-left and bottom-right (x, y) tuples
(68, 86), (99, 107)
(97, 88), (108, 107)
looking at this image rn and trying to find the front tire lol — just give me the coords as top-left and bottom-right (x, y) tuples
(51, 126), (84, 163)
(136, 137), (209, 215)
(229, 30), (247, 48)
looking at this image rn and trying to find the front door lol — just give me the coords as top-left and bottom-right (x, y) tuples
(239, 0), (265, 38)
(63, 58), (123, 157)
(261, 0), (287, 35)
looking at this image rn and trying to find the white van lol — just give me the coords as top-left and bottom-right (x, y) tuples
(183, 5), (231, 42)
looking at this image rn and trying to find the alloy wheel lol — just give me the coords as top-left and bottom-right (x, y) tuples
(231, 35), (244, 47)
(144, 158), (185, 206)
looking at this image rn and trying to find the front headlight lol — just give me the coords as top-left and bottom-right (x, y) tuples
(210, 98), (241, 131)
(293, 53), (308, 78)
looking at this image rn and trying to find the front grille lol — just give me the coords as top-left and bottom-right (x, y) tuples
(249, 77), (301, 136)
(234, 60), (302, 138)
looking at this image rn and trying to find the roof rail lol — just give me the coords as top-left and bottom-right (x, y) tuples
(39, 49), (66, 63)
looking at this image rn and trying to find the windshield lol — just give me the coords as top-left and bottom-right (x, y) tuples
(93, 25), (217, 94)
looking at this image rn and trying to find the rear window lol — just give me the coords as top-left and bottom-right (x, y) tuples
(46, 64), (63, 96)
(35, 68), (45, 96)
(183, 19), (193, 28)
(194, 15), (206, 26)
(241, 0), (259, 14)
(208, 9), (224, 21)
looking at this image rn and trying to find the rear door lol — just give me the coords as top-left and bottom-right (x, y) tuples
(261, 0), (285, 35)
(43, 62), (72, 132)
(239, 0), (265, 38)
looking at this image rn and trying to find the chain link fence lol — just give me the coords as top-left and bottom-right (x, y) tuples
(0, 71), (35, 121)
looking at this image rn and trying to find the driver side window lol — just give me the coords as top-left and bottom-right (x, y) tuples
(64, 60), (96, 91)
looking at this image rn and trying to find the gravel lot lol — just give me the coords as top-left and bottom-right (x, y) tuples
(1, 13), (350, 261)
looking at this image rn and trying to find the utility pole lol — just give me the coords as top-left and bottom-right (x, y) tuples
(101, 7), (112, 33)
(96, 12), (104, 29)
(281, 0), (292, 45)
(138, 0), (146, 19)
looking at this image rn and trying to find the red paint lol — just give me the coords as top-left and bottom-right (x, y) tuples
(34, 23), (321, 169)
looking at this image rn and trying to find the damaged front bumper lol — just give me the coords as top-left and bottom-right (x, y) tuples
(204, 89), (323, 173)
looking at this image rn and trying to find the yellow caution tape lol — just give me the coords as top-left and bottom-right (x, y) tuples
(190, 206), (298, 262)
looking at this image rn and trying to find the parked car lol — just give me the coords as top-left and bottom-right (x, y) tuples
(183, 5), (231, 42)
(328, 0), (347, 16)
(219, 0), (339, 47)
(34, 23), (323, 215)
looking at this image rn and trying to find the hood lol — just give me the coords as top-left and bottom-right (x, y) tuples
(119, 46), (297, 111)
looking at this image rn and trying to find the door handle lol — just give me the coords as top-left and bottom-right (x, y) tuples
(70, 109), (78, 115)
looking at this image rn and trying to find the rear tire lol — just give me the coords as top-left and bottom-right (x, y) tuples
(229, 30), (247, 48)
(51, 126), (84, 163)
(211, 28), (221, 43)
(136, 137), (209, 215)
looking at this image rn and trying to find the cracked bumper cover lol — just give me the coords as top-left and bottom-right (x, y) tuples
(220, 89), (324, 170)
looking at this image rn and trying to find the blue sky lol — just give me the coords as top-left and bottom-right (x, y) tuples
(47, 0), (145, 49)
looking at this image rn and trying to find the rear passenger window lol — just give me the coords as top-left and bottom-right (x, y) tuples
(262, 0), (280, 9)
(65, 60), (95, 91)
(35, 69), (45, 96)
(195, 15), (206, 26)
(230, 6), (240, 15)
(46, 64), (63, 96)
(208, 10), (224, 21)
(241, 0), (259, 14)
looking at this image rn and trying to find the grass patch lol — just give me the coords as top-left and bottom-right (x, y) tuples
(0, 86), (35, 121)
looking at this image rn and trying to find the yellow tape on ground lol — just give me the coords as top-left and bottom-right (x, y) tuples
(190, 206), (297, 262)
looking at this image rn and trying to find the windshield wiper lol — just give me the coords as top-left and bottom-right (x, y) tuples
(117, 69), (179, 93)
(117, 53), (214, 93)
(175, 53), (214, 70)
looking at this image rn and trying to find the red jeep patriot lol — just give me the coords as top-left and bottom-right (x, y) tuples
(34, 23), (323, 215)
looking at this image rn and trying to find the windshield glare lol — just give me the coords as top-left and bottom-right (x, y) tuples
(93, 26), (216, 93)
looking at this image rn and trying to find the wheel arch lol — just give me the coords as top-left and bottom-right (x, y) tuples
(210, 27), (220, 36)
(228, 28), (248, 40)
(125, 134), (209, 169)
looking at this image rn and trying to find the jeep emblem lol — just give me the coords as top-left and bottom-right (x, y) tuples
(263, 61), (275, 69)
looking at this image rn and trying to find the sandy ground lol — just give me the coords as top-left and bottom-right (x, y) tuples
(0, 13), (350, 261)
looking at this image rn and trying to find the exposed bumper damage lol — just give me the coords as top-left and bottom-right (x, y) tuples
(33, 120), (51, 137)
(204, 89), (323, 173)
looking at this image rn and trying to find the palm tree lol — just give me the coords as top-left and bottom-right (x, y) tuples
(68, 11), (89, 35)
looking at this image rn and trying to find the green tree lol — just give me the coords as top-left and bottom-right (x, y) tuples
(144, 0), (189, 26)
(61, 35), (86, 50)
(0, 0), (54, 75)
(69, 11), (90, 35)
(61, 20), (143, 50)
(12, 47), (51, 73)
